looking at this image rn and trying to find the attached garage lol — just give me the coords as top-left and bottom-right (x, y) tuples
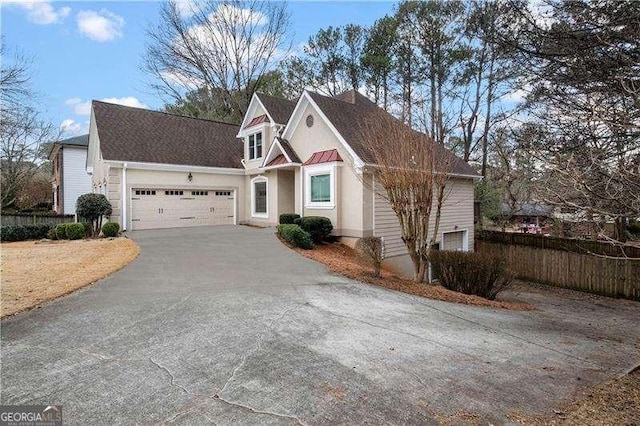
(130, 188), (235, 230)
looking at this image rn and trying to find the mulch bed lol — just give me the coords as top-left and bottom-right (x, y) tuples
(282, 237), (535, 311)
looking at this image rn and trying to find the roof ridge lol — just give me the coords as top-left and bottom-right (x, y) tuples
(255, 92), (296, 104)
(92, 100), (240, 127)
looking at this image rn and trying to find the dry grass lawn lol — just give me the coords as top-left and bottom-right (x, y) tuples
(506, 368), (640, 425)
(283, 238), (535, 311)
(1, 238), (139, 317)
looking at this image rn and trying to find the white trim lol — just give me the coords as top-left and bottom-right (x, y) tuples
(441, 229), (469, 251)
(250, 175), (268, 218)
(233, 189), (238, 225)
(237, 93), (275, 137)
(122, 163), (128, 231)
(304, 163), (336, 209)
(247, 129), (265, 161)
(363, 163), (481, 180)
(104, 160), (245, 175)
(261, 137), (291, 167)
(262, 163), (301, 171)
(282, 91), (365, 169)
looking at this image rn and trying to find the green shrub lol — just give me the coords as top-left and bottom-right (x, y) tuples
(81, 222), (93, 238)
(430, 250), (514, 300)
(66, 223), (86, 240)
(48, 228), (58, 240)
(277, 224), (314, 249)
(355, 236), (383, 277)
(0, 224), (52, 242)
(628, 220), (640, 237)
(296, 216), (333, 243)
(55, 223), (70, 239)
(102, 221), (120, 238)
(1, 226), (25, 242)
(76, 193), (112, 236)
(279, 213), (301, 225)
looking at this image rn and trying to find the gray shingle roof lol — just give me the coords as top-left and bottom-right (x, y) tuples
(308, 90), (479, 177)
(256, 93), (296, 125)
(92, 101), (243, 169)
(57, 134), (89, 147)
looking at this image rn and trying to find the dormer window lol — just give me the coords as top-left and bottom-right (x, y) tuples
(248, 132), (263, 160)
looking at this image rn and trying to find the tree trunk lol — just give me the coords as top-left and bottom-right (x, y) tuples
(614, 216), (628, 242)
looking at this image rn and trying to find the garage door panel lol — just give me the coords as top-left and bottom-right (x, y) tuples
(131, 188), (234, 230)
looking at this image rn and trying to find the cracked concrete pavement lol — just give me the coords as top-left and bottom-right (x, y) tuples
(1, 226), (639, 424)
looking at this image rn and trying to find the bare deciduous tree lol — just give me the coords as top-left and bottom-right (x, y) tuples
(361, 118), (452, 283)
(144, 0), (291, 123)
(1, 42), (55, 210)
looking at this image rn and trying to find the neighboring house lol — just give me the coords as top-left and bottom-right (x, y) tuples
(500, 202), (554, 231)
(50, 134), (92, 215)
(87, 90), (478, 275)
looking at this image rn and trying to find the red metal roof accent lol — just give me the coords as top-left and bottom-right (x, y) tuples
(265, 154), (288, 167)
(303, 149), (343, 166)
(243, 114), (269, 129)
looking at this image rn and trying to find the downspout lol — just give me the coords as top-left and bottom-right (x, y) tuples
(122, 163), (127, 231)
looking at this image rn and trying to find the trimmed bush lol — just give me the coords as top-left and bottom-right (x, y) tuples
(355, 236), (383, 277)
(55, 223), (70, 240)
(296, 216), (333, 244)
(66, 223), (86, 240)
(102, 221), (120, 238)
(277, 224), (314, 249)
(76, 193), (112, 236)
(430, 250), (514, 300)
(279, 213), (301, 225)
(0, 224), (52, 242)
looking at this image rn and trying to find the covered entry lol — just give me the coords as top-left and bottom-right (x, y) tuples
(130, 188), (235, 230)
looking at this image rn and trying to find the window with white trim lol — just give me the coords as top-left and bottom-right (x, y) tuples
(251, 176), (268, 217)
(310, 174), (330, 202)
(304, 164), (336, 209)
(248, 132), (263, 160)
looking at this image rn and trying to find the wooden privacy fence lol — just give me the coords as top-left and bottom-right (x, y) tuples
(1, 214), (76, 226)
(476, 231), (640, 301)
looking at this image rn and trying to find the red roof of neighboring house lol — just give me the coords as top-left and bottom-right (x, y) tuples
(265, 154), (288, 167)
(303, 149), (343, 166)
(244, 114), (269, 129)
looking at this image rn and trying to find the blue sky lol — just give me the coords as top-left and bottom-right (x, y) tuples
(1, 1), (396, 138)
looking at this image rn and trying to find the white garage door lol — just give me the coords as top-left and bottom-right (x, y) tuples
(131, 189), (235, 230)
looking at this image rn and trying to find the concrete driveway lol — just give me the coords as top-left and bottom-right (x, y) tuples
(1, 226), (639, 424)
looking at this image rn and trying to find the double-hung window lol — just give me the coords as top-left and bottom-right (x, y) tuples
(248, 132), (263, 160)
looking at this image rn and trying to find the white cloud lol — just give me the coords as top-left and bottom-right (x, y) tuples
(76, 9), (124, 42)
(60, 118), (85, 135)
(174, 0), (200, 18)
(2, 1), (71, 25)
(65, 96), (147, 116)
(160, 71), (203, 90)
(65, 97), (92, 115)
(101, 97), (147, 109)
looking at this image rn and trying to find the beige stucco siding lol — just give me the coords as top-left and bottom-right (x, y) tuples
(243, 102), (274, 172)
(287, 103), (365, 235)
(277, 170), (295, 216)
(374, 177), (475, 260)
(103, 167), (244, 230)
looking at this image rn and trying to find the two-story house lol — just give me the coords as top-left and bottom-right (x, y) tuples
(86, 90), (478, 275)
(50, 134), (93, 215)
